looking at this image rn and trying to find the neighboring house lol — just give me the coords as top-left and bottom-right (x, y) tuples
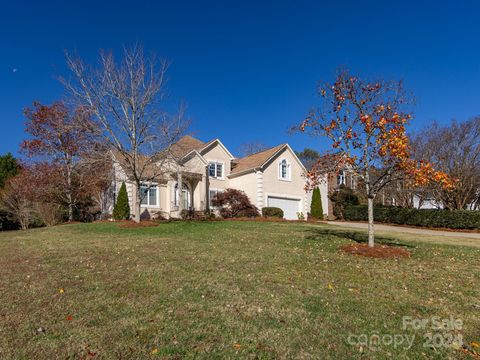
(109, 135), (316, 220)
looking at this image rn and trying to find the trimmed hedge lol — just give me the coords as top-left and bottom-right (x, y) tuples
(343, 205), (480, 229)
(262, 207), (284, 218)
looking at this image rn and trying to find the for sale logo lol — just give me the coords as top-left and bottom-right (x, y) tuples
(347, 315), (464, 352)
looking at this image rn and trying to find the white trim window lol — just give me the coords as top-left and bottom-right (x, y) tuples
(208, 162), (224, 179)
(278, 159), (291, 180)
(174, 182), (190, 209)
(140, 183), (158, 206)
(337, 170), (346, 186)
(209, 188), (222, 207)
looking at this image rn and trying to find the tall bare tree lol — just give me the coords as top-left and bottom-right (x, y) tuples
(238, 142), (268, 157)
(62, 45), (187, 222)
(412, 118), (480, 210)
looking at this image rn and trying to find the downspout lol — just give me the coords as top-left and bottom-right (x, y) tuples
(205, 165), (210, 213)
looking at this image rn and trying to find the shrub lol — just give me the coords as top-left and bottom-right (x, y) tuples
(343, 205), (480, 229)
(34, 202), (65, 226)
(329, 185), (360, 219)
(113, 182), (130, 220)
(212, 189), (259, 218)
(262, 207), (284, 218)
(310, 187), (323, 219)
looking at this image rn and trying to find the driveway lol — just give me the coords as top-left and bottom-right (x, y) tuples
(326, 221), (480, 239)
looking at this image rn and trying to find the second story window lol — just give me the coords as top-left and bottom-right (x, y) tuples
(279, 159), (291, 180)
(208, 162), (224, 179)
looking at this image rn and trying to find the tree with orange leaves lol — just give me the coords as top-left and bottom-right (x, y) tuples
(298, 70), (452, 247)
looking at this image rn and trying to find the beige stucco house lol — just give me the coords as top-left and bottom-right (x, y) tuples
(110, 135), (321, 220)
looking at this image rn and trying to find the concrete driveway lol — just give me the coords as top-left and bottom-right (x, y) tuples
(326, 221), (480, 240)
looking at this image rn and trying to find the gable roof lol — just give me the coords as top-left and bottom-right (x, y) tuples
(170, 135), (206, 159)
(110, 150), (169, 181)
(230, 144), (287, 175)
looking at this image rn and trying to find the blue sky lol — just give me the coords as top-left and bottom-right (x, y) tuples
(1, 0), (480, 157)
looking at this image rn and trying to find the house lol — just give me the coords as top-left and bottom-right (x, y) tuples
(110, 135), (319, 220)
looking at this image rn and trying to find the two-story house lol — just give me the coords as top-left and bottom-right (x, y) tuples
(110, 135), (318, 220)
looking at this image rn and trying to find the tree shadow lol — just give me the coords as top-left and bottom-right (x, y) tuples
(304, 227), (415, 248)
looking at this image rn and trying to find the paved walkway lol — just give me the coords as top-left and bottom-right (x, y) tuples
(326, 221), (480, 239)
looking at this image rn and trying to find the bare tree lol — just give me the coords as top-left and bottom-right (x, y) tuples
(62, 45), (187, 222)
(238, 142), (268, 157)
(412, 118), (480, 210)
(0, 170), (35, 230)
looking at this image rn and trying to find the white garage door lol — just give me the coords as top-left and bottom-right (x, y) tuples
(267, 196), (300, 220)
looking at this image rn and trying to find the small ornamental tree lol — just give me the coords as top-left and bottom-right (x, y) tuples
(211, 188), (259, 218)
(298, 70), (453, 247)
(21, 102), (100, 221)
(310, 187), (323, 219)
(113, 183), (130, 220)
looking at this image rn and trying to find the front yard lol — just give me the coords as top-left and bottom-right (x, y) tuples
(0, 221), (479, 359)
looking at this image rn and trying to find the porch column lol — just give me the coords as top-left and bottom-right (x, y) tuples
(190, 182), (194, 210)
(178, 172), (184, 212)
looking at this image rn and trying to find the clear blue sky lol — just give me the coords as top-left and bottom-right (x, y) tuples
(1, 0), (480, 157)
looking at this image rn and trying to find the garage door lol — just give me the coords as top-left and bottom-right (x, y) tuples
(267, 196), (300, 220)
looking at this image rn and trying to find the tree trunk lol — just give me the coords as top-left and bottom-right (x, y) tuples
(66, 160), (73, 222)
(133, 183), (141, 223)
(367, 196), (374, 247)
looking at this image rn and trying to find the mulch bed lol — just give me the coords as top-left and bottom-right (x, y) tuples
(118, 220), (159, 228)
(340, 243), (411, 259)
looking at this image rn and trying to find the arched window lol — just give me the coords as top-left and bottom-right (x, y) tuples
(279, 159), (290, 180)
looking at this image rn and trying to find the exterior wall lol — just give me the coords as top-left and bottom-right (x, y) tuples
(261, 147), (310, 218)
(202, 143), (232, 191)
(228, 171), (258, 207)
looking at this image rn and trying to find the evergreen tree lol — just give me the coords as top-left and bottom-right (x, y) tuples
(310, 187), (323, 220)
(0, 153), (20, 189)
(113, 182), (130, 220)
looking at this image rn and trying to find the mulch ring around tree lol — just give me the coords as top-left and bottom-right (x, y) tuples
(118, 220), (159, 228)
(340, 243), (411, 259)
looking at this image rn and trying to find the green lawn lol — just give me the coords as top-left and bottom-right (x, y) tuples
(0, 221), (479, 359)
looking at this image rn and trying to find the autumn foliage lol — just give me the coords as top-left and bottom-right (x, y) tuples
(299, 71), (452, 192)
(211, 189), (259, 218)
(298, 70), (453, 246)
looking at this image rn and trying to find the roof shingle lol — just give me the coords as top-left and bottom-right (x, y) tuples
(170, 135), (206, 159)
(230, 144), (286, 175)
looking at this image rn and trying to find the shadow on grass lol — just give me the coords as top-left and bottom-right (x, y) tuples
(305, 227), (416, 248)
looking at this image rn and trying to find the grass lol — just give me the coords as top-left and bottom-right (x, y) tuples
(0, 221), (479, 359)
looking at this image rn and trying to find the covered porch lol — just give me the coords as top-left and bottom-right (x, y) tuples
(168, 170), (208, 218)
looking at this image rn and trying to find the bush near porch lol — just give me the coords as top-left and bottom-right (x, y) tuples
(344, 205), (480, 229)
